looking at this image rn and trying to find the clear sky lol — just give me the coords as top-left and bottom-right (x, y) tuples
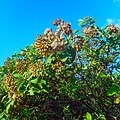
(0, 0), (120, 66)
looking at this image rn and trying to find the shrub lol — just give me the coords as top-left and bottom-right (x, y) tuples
(0, 16), (120, 120)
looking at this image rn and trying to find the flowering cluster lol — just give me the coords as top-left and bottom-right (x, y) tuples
(51, 60), (63, 73)
(34, 18), (72, 57)
(82, 26), (99, 38)
(73, 35), (85, 52)
(4, 58), (11, 67)
(3, 73), (14, 87)
(15, 58), (28, 74)
(34, 35), (51, 57)
(52, 18), (72, 36)
(4, 58), (13, 73)
(29, 63), (38, 77)
(107, 24), (119, 33)
(3, 73), (19, 100)
(28, 59), (43, 77)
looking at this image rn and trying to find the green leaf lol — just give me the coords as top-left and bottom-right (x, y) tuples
(19, 48), (26, 52)
(67, 47), (76, 62)
(38, 82), (42, 89)
(90, 19), (96, 24)
(91, 60), (97, 66)
(17, 80), (25, 90)
(41, 79), (46, 85)
(99, 73), (107, 78)
(107, 85), (120, 96)
(41, 80), (49, 92)
(13, 73), (23, 78)
(70, 85), (78, 92)
(78, 19), (84, 25)
(115, 97), (120, 104)
(28, 89), (34, 96)
(45, 53), (54, 66)
(117, 61), (120, 69)
(31, 77), (38, 84)
(1, 95), (8, 102)
(1, 118), (6, 120)
(57, 47), (76, 63)
(57, 51), (68, 62)
(61, 56), (68, 62)
(38, 79), (48, 92)
(0, 112), (4, 119)
(63, 105), (70, 112)
(12, 52), (17, 58)
(6, 100), (14, 113)
(34, 90), (41, 93)
(86, 112), (92, 120)
(83, 65), (88, 70)
(43, 89), (48, 93)
(72, 30), (78, 34)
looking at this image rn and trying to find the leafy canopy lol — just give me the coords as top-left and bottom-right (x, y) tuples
(0, 16), (120, 120)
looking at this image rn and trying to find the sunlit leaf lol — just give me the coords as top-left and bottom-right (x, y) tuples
(0, 112), (4, 119)
(115, 97), (120, 104)
(28, 89), (34, 96)
(86, 112), (92, 120)
(17, 80), (25, 90)
(99, 73), (107, 78)
(6, 100), (14, 113)
(83, 65), (88, 70)
(61, 56), (68, 62)
(31, 77), (38, 84)
(13, 73), (23, 79)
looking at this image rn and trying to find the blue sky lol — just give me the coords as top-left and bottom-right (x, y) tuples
(0, 0), (120, 66)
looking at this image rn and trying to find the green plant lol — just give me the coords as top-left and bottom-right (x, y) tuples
(0, 16), (120, 119)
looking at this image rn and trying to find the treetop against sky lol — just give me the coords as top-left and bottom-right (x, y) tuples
(0, 0), (120, 66)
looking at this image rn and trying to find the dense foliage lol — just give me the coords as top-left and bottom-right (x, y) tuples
(0, 16), (120, 120)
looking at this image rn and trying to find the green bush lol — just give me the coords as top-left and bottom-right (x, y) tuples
(0, 16), (120, 120)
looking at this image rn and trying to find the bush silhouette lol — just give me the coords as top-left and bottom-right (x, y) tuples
(0, 16), (120, 120)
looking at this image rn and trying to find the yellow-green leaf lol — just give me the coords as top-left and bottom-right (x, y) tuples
(115, 97), (120, 104)
(99, 73), (107, 78)
(6, 100), (14, 113)
(28, 89), (34, 96)
(13, 73), (23, 78)
(86, 112), (92, 120)
(31, 77), (38, 84)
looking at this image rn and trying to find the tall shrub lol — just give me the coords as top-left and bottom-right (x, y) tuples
(0, 16), (120, 120)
